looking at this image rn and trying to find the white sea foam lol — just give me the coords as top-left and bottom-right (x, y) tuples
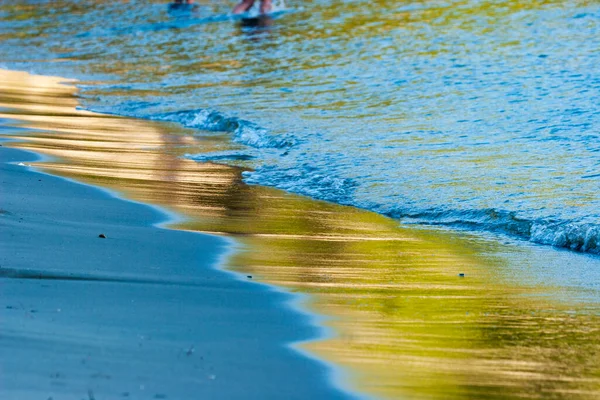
(153, 110), (295, 149)
(394, 208), (599, 255)
(243, 164), (357, 204)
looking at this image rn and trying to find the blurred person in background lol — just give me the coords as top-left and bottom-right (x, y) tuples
(233, 0), (272, 14)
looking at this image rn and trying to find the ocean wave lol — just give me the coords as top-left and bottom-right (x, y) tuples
(130, 106), (599, 257)
(152, 109), (296, 149)
(90, 97), (599, 258)
(531, 222), (599, 254)
(391, 208), (599, 255)
(242, 164), (357, 204)
(235, 163), (599, 255)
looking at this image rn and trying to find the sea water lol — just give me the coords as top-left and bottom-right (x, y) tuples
(1, 0), (598, 254)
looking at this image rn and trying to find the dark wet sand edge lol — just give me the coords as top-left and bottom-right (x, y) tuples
(0, 108), (357, 399)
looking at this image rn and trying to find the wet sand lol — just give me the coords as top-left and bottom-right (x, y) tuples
(0, 71), (350, 399)
(1, 69), (600, 400)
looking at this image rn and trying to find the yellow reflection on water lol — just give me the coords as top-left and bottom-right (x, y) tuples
(1, 69), (599, 400)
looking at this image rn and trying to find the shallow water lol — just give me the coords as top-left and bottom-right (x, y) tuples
(1, 0), (599, 254)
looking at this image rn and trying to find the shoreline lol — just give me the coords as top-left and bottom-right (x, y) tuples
(2, 69), (600, 400)
(0, 71), (354, 399)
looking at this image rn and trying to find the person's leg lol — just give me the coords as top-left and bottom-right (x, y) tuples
(233, 0), (255, 14)
(260, 0), (272, 14)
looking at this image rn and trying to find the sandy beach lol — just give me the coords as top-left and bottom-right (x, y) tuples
(0, 71), (350, 399)
(2, 69), (600, 400)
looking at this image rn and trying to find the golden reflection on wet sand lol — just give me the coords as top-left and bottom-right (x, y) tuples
(1, 69), (599, 400)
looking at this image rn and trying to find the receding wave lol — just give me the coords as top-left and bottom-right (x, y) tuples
(153, 109), (296, 149)
(141, 108), (599, 257)
(392, 209), (599, 255)
(86, 93), (600, 258)
(241, 166), (599, 255)
(243, 164), (357, 204)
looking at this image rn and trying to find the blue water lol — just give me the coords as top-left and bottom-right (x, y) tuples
(1, 0), (599, 254)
